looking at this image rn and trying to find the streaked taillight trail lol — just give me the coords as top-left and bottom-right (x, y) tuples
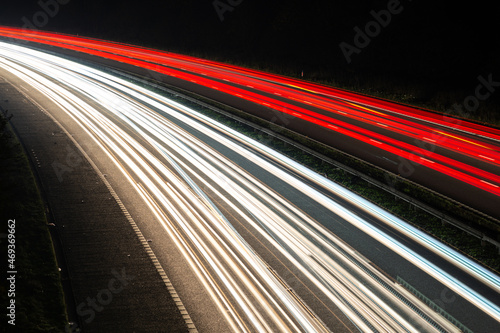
(1, 34), (498, 332)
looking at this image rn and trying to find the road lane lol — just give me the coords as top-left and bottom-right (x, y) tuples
(2, 26), (498, 218)
(1, 41), (499, 332)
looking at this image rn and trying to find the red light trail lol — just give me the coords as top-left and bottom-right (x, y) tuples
(1, 26), (499, 199)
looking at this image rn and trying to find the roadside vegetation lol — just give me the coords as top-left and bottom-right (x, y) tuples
(127, 74), (500, 273)
(184, 90), (500, 271)
(174, 50), (500, 128)
(0, 111), (67, 332)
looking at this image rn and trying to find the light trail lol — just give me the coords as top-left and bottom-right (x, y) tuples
(1, 41), (499, 332)
(1, 26), (499, 207)
(1, 25), (498, 151)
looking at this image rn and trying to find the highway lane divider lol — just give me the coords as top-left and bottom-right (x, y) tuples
(102, 66), (500, 261)
(397, 276), (473, 333)
(4, 43), (497, 329)
(9, 37), (496, 268)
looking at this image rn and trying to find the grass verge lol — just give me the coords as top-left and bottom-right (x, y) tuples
(128, 74), (500, 272)
(179, 51), (500, 127)
(0, 115), (67, 332)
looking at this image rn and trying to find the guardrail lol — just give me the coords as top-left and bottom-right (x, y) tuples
(108, 67), (500, 253)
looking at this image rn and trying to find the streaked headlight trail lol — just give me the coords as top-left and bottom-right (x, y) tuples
(0, 26), (498, 219)
(0, 40), (498, 332)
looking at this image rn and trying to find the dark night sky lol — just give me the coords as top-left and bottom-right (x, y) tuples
(1, 1), (499, 114)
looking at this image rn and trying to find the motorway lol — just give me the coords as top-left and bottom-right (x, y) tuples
(0, 27), (499, 220)
(0, 39), (499, 332)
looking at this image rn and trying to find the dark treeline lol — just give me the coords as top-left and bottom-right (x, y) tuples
(1, 1), (499, 120)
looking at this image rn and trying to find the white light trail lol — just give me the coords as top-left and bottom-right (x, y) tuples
(1, 41), (498, 332)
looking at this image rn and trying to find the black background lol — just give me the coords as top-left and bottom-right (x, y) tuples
(1, 0), (499, 118)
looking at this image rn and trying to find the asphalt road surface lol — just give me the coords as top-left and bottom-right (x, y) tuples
(0, 27), (499, 221)
(0, 39), (499, 332)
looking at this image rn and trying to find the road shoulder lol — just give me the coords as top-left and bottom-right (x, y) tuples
(0, 71), (191, 332)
